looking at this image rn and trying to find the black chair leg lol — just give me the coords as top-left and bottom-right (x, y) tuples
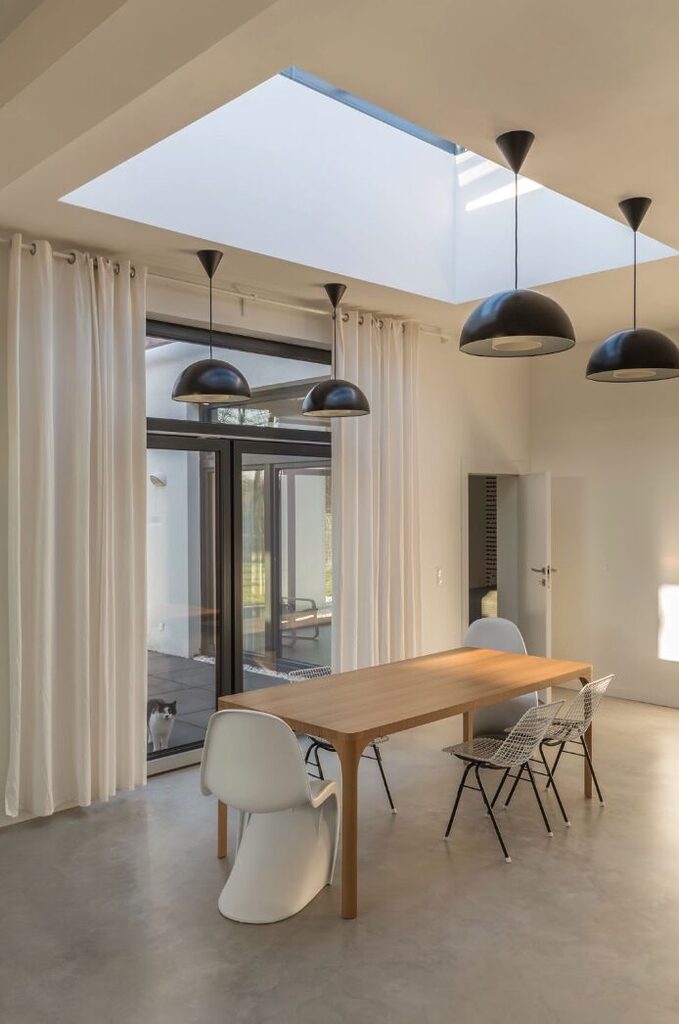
(445, 762), (473, 838)
(490, 767), (511, 808)
(372, 743), (396, 813)
(545, 742), (566, 790)
(580, 736), (605, 804)
(503, 763), (525, 807)
(314, 745), (325, 781)
(475, 766), (512, 862)
(539, 743), (570, 825)
(525, 762), (554, 836)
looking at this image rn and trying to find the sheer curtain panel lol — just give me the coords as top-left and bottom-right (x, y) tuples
(332, 312), (422, 671)
(5, 237), (147, 817)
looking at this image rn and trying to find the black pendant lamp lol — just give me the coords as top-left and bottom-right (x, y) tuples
(302, 284), (370, 417)
(172, 250), (251, 404)
(460, 130), (575, 357)
(586, 198), (679, 382)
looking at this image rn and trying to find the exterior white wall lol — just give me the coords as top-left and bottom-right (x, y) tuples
(293, 474), (328, 608)
(529, 339), (679, 706)
(147, 448), (194, 658)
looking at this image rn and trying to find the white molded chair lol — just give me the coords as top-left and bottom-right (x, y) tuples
(464, 617), (536, 737)
(201, 709), (339, 924)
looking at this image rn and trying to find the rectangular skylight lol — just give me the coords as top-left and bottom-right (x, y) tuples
(62, 72), (676, 304)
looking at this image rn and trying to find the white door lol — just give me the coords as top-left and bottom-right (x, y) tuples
(517, 472), (552, 658)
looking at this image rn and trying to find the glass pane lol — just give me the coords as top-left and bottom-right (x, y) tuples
(241, 452), (332, 691)
(146, 335), (329, 429)
(147, 448), (217, 756)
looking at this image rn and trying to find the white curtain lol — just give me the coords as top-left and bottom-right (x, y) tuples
(332, 311), (422, 671)
(5, 237), (147, 817)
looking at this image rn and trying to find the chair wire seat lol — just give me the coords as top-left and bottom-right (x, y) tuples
(287, 665), (395, 812)
(539, 675), (614, 805)
(442, 700), (567, 862)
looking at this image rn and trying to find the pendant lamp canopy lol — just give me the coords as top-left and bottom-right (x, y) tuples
(172, 249), (251, 404)
(586, 198), (679, 382)
(460, 130), (575, 358)
(302, 283), (370, 418)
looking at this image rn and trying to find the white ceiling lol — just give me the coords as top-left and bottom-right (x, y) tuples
(0, 0), (42, 43)
(2, 0), (679, 343)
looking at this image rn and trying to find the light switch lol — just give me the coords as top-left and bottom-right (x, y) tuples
(436, 567), (444, 586)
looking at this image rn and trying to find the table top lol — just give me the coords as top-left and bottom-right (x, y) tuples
(218, 647), (592, 745)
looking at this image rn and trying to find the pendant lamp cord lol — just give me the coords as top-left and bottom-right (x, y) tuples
(209, 274), (214, 360)
(514, 171), (519, 290)
(331, 303), (338, 381)
(633, 229), (637, 330)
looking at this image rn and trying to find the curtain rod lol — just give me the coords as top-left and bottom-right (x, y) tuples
(0, 238), (447, 331)
(150, 271), (447, 332)
(0, 235), (136, 277)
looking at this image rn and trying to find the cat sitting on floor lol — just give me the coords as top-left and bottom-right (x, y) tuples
(147, 699), (177, 751)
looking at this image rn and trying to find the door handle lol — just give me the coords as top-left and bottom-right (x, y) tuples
(530, 565), (556, 587)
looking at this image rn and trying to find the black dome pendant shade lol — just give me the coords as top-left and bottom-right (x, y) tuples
(172, 249), (251, 404)
(302, 284), (370, 418)
(586, 198), (679, 382)
(460, 130), (575, 357)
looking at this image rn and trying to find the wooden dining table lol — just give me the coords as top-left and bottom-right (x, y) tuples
(216, 647), (592, 918)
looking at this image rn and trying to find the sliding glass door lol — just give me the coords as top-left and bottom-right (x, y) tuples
(146, 431), (331, 767)
(146, 436), (228, 769)
(235, 441), (332, 692)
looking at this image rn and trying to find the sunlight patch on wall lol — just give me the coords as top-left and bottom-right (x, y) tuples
(658, 584), (679, 661)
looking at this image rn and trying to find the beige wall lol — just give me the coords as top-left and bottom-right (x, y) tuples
(529, 339), (679, 706)
(0, 248), (8, 824)
(417, 336), (530, 655)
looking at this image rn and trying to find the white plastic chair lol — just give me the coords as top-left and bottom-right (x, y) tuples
(464, 617), (536, 737)
(201, 709), (339, 924)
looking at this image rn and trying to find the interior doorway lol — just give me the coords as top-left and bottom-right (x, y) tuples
(465, 471), (552, 659)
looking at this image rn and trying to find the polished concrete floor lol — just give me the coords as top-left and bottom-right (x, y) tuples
(2, 690), (679, 1024)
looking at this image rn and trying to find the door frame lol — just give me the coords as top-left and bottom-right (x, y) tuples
(231, 438), (332, 694)
(146, 428), (331, 773)
(460, 458), (528, 641)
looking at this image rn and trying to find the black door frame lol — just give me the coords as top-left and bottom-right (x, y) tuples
(231, 437), (332, 694)
(147, 427), (331, 757)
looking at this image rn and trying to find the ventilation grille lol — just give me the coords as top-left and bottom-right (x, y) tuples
(485, 476), (497, 587)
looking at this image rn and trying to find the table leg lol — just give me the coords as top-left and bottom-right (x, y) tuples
(217, 800), (228, 858)
(335, 739), (362, 919)
(580, 674), (592, 799)
(463, 711), (474, 742)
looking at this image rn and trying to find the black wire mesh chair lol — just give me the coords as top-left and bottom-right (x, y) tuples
(288, 665), (396, 813)
(442, 700), (566, 862)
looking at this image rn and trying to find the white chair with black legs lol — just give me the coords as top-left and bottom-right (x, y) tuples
(540, 675), (614, 805)
(201, 708), (339, 923)
(443, 700), (566, 862)
(464, 617), (537, 737)
(288, 665), (396, 812)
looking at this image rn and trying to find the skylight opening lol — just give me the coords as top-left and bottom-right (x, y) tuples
(466, 177), (543, 212)
(62, 71), (677, 305)
(281, 67), (463, 156)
